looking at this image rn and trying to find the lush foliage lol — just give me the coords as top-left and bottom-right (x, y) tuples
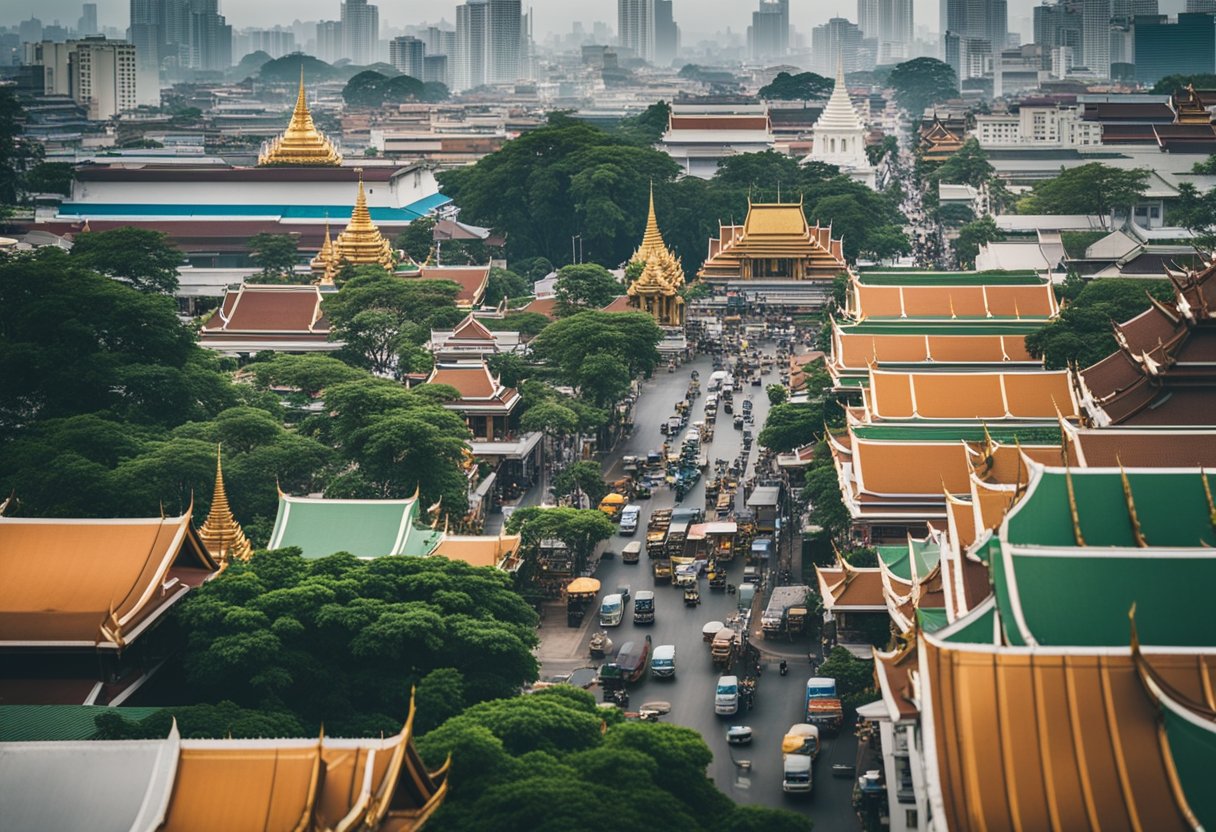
(552, 460), (609, 506)
(1151, 74), (1216, 95)
(395, 215), (436, 263)
(554, 263), (622, 315)
(342, 70), (448, 106)
(1017, 164), (1149, 215)
(758, 71), (832, 101)
(952, 216), (1002, 268)
(485, 267), (530, 305)
(1171, 182), (1216, 250)
(819, 646), (881, 711)
(70, 227), (184, 294)
(929, 139), (993, 189)
(23, 161), (74, 196)
(174, 550), (538, 734)
(506, 506), (616, 573)
(416, 686), (812, 832)
(0, 86), (42, 210)
(889, 58), (959, 117)
(802, 442), (851, 544)
(248, 232), (300, 279)
(530, 311), (661, 407)
(1026, 278), (1173, 369)
(95, 702), (306, 740)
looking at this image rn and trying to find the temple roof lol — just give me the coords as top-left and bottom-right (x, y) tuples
(0, 692), (449, 832)
(845, 279), (1058, 320)
(417, 265), (490, 308)
(813, 61), (865, 133)
(921, 636), (1211, 832)
(313, 171), (396, 275)
(1063, 424), (1216, 468)
(267, 492), (442, 558)
(0, 512), (219, 648)
(697, 201), (846, 281)
(628, 186), (684, 296)
(864, 369), (1078, 421)
(258, 70), (343, 167)
(201, 285), (331, 335)
(829, 328), (1037, 380)
(431, 533), (522, 571)
(856, 270), (1045, 286)
(876, 535), (940, 583)
(425, 361), (520, 413)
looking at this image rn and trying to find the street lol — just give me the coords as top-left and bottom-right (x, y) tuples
(536, 350), (860, 830)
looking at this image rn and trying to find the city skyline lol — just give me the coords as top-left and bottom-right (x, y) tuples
(11, 0), (1194, 40)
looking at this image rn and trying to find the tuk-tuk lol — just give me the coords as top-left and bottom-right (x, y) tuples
(733, 416), (745, 429)
(598, 492), (627, 518)
(684, 587), (701, 606)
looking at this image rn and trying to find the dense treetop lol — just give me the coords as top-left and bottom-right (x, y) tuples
(1026, 278), (1173, 369)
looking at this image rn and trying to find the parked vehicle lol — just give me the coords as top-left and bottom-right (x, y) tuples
(727, 725), (753, 745)
(633, 590), (655, 624)
(782, 752), (813, 794)
(598, 493), (626, 518)
(783, 723), (820, 760)
(652, 559), (673, 584)
(804, 677), (845, 733)
(622, 541), (642, 564)
(715, 675), (740, 715)
(711, 628), (739, 668)
(599, 593), (624, 627)
(702, 620), (725, 642)
(589, 631), (613, 659)
(737, 582), (756, 610)
(619, 505), (641, 535)
(651, 643), (676, 678)
(615, 636), (652, 683)
(761, 585), (811, 637)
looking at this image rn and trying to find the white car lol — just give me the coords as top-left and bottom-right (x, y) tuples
(715, 675), (739, 715)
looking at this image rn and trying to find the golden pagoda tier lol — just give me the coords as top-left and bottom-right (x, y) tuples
(311, 170), (397, 280)
(697, 199), (847, 281)
(626, 184), (685, 326)
(198, 445), (253, 563)
(258, 69), (343, 167)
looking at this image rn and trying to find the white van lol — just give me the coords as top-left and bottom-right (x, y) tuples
(599, 593), (624, 627)
(619, 505), (641, 535)
(782, 753), (813, 794)
(715, 674), (739, 715)
(651, 644), (676, 678)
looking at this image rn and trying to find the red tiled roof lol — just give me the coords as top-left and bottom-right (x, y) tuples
(521, 297), (557, 319)
(601, 295), (634, 313)
(202, 285), (328, 334)
(427, 363), (497, 399)
(418, 266), (490, 307)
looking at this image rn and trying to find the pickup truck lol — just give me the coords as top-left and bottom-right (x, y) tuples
(804, 677), (844, 733)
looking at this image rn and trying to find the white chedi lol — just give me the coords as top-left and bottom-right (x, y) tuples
(807, 59), (876, 190)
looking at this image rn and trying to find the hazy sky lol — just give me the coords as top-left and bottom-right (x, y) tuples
(7, 0), (1187, 41)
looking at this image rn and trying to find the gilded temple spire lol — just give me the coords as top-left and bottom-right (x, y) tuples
(311, 170), (397, 277)
(627, 183), (685, 326)
(258, 68), (343, 167)
(198, 445), (253, 562)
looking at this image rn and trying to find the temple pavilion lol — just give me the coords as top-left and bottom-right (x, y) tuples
(626, 186), (685, 327)
(0, 689), (449, 831)
(268, 489), (443, 559)
(698, 199), (847, 283)
(917, 113), (965, 163)
(258, 69), (343, 167)
(310, 169), (398, 281)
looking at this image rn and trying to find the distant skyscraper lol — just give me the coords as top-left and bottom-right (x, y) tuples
(1135, 12), (1215, 84)
(1034, 1), (1082, 70)
(749, 0), (790, 62)
(423, 53), (449, 85)
(811, 17), (864, 74)
(425, 26), (455, 57)
(341, 0), (379, 65)
(618, 0), (655, 62)
(877, 0), (914, 62)
(455, 0), (487, 89)
(486, 0), (521, 82)
(858, 0), (880, 37)
(78, 4), (99, 36)
(941, 0), (1007, 56)
(1187, 0), (1216, 12)
(1079, 0), (1110, 76)
(1113, 0), (1158, 16)
(190, 0), (232, 71)
(389, 35), (425, 78)
(316, 20), (343, 62)
(654, 0), (679, 66)
(26, 37), (137, 118)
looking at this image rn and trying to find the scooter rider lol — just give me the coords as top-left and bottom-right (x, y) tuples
(779, 660), (788, 676)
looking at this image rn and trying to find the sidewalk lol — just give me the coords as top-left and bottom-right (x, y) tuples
(535, 600), (597, 665)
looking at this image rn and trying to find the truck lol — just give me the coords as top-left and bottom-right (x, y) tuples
(666, 521), (689, 558)
(781, 752), (813, 795)
(804, 677), (845, 733)
(761, 585), (811, 637)
(619, 504), (641, 535)
(622, 541), (642, 564)
(652, 558), (672, 584)
(711, 628), (739, 668)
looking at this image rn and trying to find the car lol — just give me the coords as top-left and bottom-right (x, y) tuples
(650, 643), (676, 678)
(599, 594), (624, 627)
(726, 725), (752, 744)
(715, 674), (740, 715)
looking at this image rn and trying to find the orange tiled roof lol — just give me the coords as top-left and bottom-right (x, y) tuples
(867, 369), (1077, 421)
(431, 534), (522, 570)
(0, 513), (219, 647)
(417, 266), (490, 308)
(832, 332), (1034, 372)
(849, 283), (1058, 320)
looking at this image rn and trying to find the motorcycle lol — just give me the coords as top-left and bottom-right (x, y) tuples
(779, 660), (788, 676)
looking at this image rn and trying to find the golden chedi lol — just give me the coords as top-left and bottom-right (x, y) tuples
(259, 68), (343, 166)
(198, 445), (253, 563)
(627, 184), (685, 326)
(311, 170), (397, 281)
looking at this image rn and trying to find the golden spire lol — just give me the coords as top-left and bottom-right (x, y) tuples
(315, 170), (397, 273)
(258, 67), (343, 167)
(311, 218), (336, 283)
(637, 182), (667, 259)
(198, 444), (253, 562)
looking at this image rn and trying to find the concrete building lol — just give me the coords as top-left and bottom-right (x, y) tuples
(238, 28), (296, 60)
(1079, 0), (1110, 76)
(975, 103), (1104, 147)
(24, 37), (137, 120)
(315, 20), (343, 63)
(618, 0), (655, 62)
(1134, 13), (1216, 86)
(812, 17), (865, 75)
(455, 0), (488, 90)
(660, 101), (775, 178)
(390, 35), (425, 78)
(654, 0), (679, 66)
(1034, 0), (1082, 70)
(877, 0), (915, 63)
(455, 0), (522, 90)
(78, 3), (99, 37)
(341, 0), (379, 65)
(941, 0), (1008, 59)
(749, 0), (790, 62)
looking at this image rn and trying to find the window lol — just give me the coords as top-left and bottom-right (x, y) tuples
(906, 809), (919, 828)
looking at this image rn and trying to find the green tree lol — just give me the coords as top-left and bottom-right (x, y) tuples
(394, 215), (437, 263)
(757, 403), (818, 453)
(70, 227), (184, 294)
(889, 58), (959, 117)
(249, 353), (364, 397)
(766, 384), (789, 406)
(506, 506), (614, 568)
(1171, 182), (1216, 251)
(758, 71), (833, 100)
(519, 399), (580, 437)
(342, 70), (430, 107)
(613, 100), (672, 145)
(0, 87), (40, 209)
(485, 267), (530, 305)
(175, 551), (539, 732)
(929, 138), (993, 188)
(936, 202), (975, 228)
(23, 161), (74, 196)
(552, 460), (608, 506)
(94, 702), (305, 740)
(486, 311), (551, 337)
(486, 352), (528, 388)
(1026, 278), (1173, 369)
(257, 52), (339, 83)
(819, 646), (881, 704)
(248, 232), (300, 278)
(712, 150), (805, 190)
(952, 216), (1002, 268)
(510, 256), (555, 282)
(530, 311), (662, 387)
(1150, 74), (1216, 95)
(1018, 163), (1149, 215)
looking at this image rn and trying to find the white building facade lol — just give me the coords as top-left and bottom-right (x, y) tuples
(974, 104), (1103, 148)
(807, 63), (876, 190)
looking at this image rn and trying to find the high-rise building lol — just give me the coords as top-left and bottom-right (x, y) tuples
(859, 0), (880, 37)
(654, 0), (679, 66)
(78, 4), (99, 37)
(19, 18), (44, 44)
(70, 37), (138, 118)
(23, 40), (73, 94)
(811, 17), (864, 74)
(941, 0), (1007, 61)
(190, 0), (232, 71)
(240, 29), (296, 59)
(425, 26), (455, 57)
(618, 0), (655, 62)
(1113, 0), (1158, 17)
(423, 53), (449, 86)
(1134, 12), (1216, 85)
(486, 0), (521, 83)
(1079, 0), (1110, 76)
(455, 0), (488, 90)
(390, 35), (425, 78)
(877, 0), (914, 62)
(749, 0), (790, 62)
(316, 21), (343, 63)
(1187, 0), (1216, 12)
(1034, 1), (1082, 69)
(341, 0), (379, 65)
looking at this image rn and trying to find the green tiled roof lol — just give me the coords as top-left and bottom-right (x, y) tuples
(837, 376), (869, 388)
(268, 495), (443, 558)
(0, 705), (160, 741)
(857, 270), (1045, 286)
(1161, 700), (1216, 829)
(936, 597), (998, 644)
(838, 320), (1045, 336)
(915, 607), (950, 633)
(1005, 470), (1216, 549)
(851, 424), (1062, 444)
(877, 538), (940, 581)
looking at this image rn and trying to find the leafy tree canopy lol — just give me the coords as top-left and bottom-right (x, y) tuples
(70, 227), (184, 294)
(0, 86), (41, 208)
(929, 138), (993, 189)
(23, 161), (74, 196)
(1150, 74), (1216, 95)
(530, 310), (662, 391)
(485, 267), (530, 306)
(248, 232), (300, 279)
(757, 402), (819, 453)
(395, 215), (436, 263)
(342, 70), (448, 107)
(952, 216), (1002, 268)
(1017, 163), (1149, 216)
(1026, 278), (1173, 369)
(258, 52), (341, 83)
(506, 506), (615, 563)
(552, 460), (609, 506)
(554, 263), (621, 316)
(758, 71), (833, 101)
(889, 58), (959, 117)
(175, 550), (539, 734)
(612, 100), (671, 145)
